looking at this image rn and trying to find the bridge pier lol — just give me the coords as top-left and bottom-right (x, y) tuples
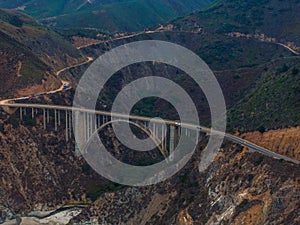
(69, 111), (72, 138)
(96, 115), (101, 128)
(174, 126), (180, 149)
(169, 125), (175, 161)
(65, 111), (69, 142)
(54, 110), (57, 131)
(89, 113), (93, 137)
(74, 111), (88, 155)
(47, 109), (50, 124)
(43, 109), (46, 130)
(87, 113), (91, 140)
(58, 110), (61, 126)
(161, 124), (167, 153)
(20, 107), (23, 121)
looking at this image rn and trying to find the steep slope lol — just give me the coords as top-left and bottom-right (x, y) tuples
(0, 9), (83, 70)
(0, 0), (215, 32)
(172, 0), (300, 48)
(69, 143), (300, 225)
(240, 126), (300, 161)
(228, 60), (300, 132)
(161, 0), (300, 131)
(0, 9), (84, 98)
(0, 31), (56, 98)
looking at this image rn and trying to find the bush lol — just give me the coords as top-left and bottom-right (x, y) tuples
(9, 16), (23, 27)
(292, 68), (299, 75)
(257, 125), (266, 133)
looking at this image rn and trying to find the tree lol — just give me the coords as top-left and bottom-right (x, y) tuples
(258, 125), (266, 133)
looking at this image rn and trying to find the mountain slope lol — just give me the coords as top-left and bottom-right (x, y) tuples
(228, 60), (300, 132)
(0, 9), (83, 98)
(172, 0), (300, 47)
(70, 144), (300, 225)
(0, 0), (215, 32)
(163, 0), (300, 131)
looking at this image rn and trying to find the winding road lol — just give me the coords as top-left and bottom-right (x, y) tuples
(0, 56), (94, 105)
(0, 39), (299, 166)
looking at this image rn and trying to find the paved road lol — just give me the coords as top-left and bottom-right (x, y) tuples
(278, 43), (300, 55)
(224, 133), (300, 164)
(0, 57), (93, 105)
(0, 40), (298, 165)
(0, 102), (299, 165)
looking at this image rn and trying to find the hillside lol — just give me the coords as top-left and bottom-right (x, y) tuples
(0, 0), (214, 32)
(70, 143), (300, 225)
(0, 0), (299, 224)
(172, 0), (300, 48)
(156, 0), (300, 131)
(228, 60), (300, 132)
(240, 126), (300, 161)
(0, 9), (84, 98)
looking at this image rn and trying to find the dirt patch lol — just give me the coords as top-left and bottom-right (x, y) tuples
(17, 74), (61, 97)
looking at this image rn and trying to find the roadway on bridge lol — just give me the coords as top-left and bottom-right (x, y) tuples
(0, 47), (299, 165)
(0, 102), (299, 165)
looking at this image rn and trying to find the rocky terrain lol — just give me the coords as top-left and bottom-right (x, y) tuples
(0, 0), (299, 224)
(69, 142), (300, 225)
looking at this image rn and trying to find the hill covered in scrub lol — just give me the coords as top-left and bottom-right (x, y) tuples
(0, 0), (299, 224)
(0, 8), (84, 98)
(171, 0), (300, 47)
(0, 0), (215, 32)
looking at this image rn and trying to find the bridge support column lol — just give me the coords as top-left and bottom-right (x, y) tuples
(96, 115), (101, 128)
(89, 114), (93, 136)
(152, 123), (156, 137)
(82, 113), (85, 142)
(196, 131), (199, 144)
(161, 124), (166, 153)
(169, 125), (175, 160)
(174, 126), (180, 149)
(69, 111), (72, 138)
(43, 109), (46, 130)
(73, 111), (88, 156)
(20, 107), (23, 121)
(65, 111), (69, 142)
(58, 110), (61, 126)
(87, 113), (90, 139)
(54, 110), (57, 132)
(47, 109), (50, 124)
(94, 115), (97, 132)
(31, 108), (34, 119)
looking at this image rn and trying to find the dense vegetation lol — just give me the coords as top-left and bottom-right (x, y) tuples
(228, 60), (300, 132)
(173, 0), (300, 45)
(0, 0), (214, 32)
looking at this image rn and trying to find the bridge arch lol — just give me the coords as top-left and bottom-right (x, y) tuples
(82, 119), (168, 157)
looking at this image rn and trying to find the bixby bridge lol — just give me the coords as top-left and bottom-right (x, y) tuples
(1, 102), (299, 165)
